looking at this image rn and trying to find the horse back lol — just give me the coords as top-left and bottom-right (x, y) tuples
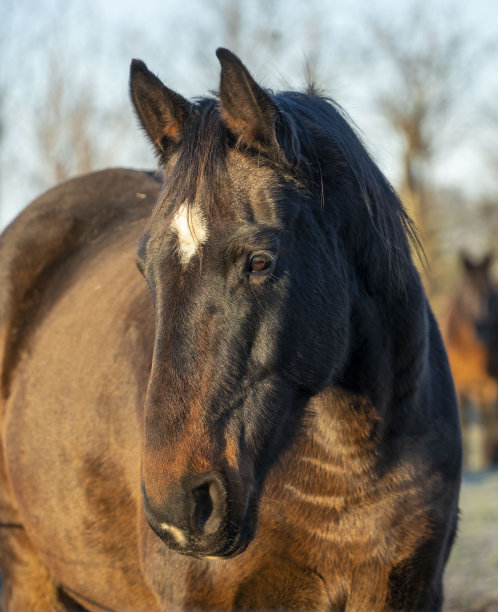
(0, 168), (160, 399)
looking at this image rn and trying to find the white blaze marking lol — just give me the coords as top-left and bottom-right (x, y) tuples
(159, 522), (187, 546)
(171, 203), (208, 265)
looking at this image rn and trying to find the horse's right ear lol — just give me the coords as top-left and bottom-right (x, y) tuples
(216, 48), (278, 152)
(129, 60), (191, 158)
(481, 252), (493, 269)
(459, 251), (473, 270)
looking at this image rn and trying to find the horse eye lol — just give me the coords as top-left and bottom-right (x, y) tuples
(249, 253), (274, 274)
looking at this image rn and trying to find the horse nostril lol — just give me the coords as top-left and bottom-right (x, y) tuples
(192, 482), (214, 532)
(187, 472), (226, 536)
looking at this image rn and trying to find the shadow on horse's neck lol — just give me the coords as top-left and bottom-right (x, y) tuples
(310, 283), (430, 461)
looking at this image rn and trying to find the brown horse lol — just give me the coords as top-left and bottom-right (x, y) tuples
(0, 49), (461, 611)
(442, 253), (498, 468)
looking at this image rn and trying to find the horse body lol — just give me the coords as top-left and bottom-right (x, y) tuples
(443, 254), (498, 468)
(0, 50), (461, 611)
(0, 169), (160, 609)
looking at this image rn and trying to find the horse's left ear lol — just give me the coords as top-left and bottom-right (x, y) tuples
(216, 48), (278, 152)
(129, 59), (191, 158)
(482, 253), (493, 269)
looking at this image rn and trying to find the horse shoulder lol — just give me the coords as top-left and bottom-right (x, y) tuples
(0, 168), (159, 400)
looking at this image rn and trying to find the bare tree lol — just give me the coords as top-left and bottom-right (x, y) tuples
(0, 0), (38, 222)
(0, 0), (143, 229)
(360, 3), (486, 295)
(485, 107), (498, 193)
(30, 3), (132, 188)
(191, 0), (338, 92)
(1, 0), (346, 229)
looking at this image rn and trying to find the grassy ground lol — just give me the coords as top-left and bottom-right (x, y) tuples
(1, 470), (497, 610)
(444, 469), (498, 612)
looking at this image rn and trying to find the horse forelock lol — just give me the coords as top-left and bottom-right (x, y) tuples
(158, 99), (229, 222)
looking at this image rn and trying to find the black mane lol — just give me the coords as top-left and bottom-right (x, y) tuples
(275, 92), (422, 289)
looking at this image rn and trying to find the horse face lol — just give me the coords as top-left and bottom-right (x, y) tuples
(130, 50), (350, 558)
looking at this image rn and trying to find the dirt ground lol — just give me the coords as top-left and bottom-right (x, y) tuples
(444, 469), (498, 612)
(1, 470), (497, 610)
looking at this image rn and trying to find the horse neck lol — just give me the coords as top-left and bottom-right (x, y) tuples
(309, 387), (381, 478)
(263, 387), (383, 518)
(267, 269), (431, 505)
(298, 287), (430, 485)
(278, 368), (423, 503)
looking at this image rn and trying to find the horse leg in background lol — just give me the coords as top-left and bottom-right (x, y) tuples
(0, 439), (76, 611)
(490, 398), (498, 465)
(481, 398), (498, 468)
(457, 394), (471, 469)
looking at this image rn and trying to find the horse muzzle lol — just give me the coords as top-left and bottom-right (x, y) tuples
(142, 471), (256, 558)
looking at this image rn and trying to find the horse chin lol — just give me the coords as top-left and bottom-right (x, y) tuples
(187, 534), (252, 560)
(158, 503), (257, 560)
(160, 527), (253, 560)
(210, 534), (252, 559)
(211, 514), (256, 559)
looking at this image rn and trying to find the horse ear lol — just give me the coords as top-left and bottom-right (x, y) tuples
(129, 59), (191, 157)
(216, 48), (278, 151)
(459, 251), (473, 270)
(481, 252), (493, 269)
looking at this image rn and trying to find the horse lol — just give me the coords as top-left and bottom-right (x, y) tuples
(0, 49), (461, 611)
(442, 253), (498, 468)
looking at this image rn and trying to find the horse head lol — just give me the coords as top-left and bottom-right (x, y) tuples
(129, 49), (417, 558)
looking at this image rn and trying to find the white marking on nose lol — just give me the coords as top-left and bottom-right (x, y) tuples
(171, 202), (208, 265)
(159, 522), (187, 546)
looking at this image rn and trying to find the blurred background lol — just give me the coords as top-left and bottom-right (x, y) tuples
(1, 0), (498, 609)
